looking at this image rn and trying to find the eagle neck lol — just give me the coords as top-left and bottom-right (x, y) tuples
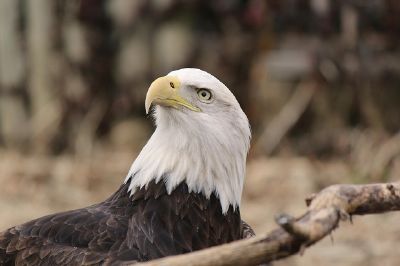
(124, 112), (249, 214)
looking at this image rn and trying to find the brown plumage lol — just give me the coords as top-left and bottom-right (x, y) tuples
(0, 177), (252, 265)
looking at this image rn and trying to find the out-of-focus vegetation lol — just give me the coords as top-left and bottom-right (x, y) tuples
(0, 1), (399, 265)
(0, 0), (399, 156)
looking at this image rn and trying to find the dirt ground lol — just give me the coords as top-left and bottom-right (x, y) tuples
(0, 149), (399, 266)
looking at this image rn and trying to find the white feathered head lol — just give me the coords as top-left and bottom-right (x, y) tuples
(126, 68), (251, 213)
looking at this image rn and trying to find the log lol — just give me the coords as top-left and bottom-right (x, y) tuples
(134, 182), (400, 266)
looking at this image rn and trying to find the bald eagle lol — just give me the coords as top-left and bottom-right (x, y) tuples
(0, 69), (253, 265)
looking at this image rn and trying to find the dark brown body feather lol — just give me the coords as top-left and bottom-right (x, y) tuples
(0, 178), (247, 265)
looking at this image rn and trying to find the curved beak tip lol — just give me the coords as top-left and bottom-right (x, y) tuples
(145, 100), (151, 114)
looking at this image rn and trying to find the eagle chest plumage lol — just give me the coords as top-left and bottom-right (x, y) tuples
(0, 178), (242, 265)
(128, 179), (242, 259)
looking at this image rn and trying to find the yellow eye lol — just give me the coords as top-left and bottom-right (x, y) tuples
(197, 89), (212, 102)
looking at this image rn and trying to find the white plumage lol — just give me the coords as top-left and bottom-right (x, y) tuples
(126, 68), (251, 213)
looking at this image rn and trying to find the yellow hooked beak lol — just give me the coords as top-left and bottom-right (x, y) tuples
(145, 76), (201, 114)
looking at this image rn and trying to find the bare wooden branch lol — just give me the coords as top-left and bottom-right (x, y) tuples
(134, 182), (400, 266)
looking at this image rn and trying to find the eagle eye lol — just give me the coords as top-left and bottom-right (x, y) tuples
(197, 89), (212, 103)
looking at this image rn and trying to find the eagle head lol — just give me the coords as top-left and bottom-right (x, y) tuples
(126, 68), (251, 213)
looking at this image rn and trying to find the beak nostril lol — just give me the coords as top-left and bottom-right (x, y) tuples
(145, 76), (199, 113)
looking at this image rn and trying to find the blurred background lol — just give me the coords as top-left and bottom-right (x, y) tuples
(0, 0), (399, 265)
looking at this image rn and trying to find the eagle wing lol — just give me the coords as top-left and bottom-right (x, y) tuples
(0, 204), (136, 265)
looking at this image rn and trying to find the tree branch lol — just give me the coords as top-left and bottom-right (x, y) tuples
(135, 182), (400, 266)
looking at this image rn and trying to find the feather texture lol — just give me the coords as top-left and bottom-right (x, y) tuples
(0, 178), (250, 265)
